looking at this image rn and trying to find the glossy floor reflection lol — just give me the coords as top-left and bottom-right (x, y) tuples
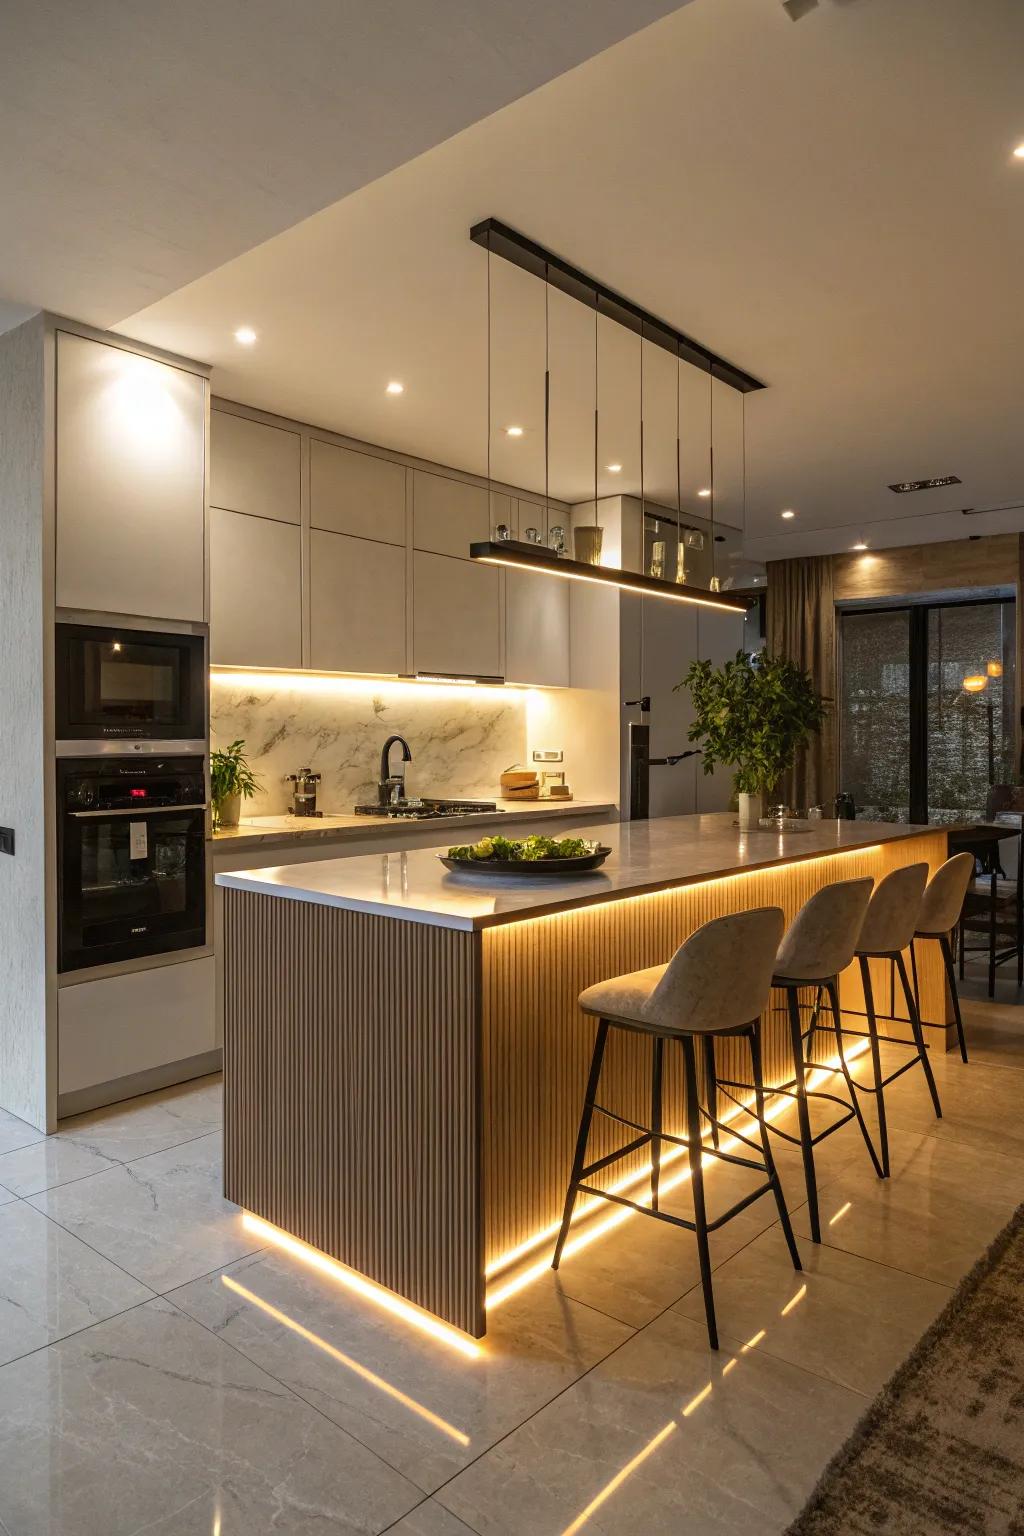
(0, 990), (1019, 1535)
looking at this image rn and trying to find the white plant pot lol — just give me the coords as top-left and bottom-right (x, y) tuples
(215, 792), (241, 828)
(737, 791), (764, 827)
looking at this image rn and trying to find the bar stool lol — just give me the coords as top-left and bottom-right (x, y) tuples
(551, 907), (801, 1351)
(910, 852), (974, 1065)
(849, 862), (940, 1178)
(710, 878), (881, 1244)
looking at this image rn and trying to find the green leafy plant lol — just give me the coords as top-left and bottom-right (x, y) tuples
(676, 651), (827, 797)
(210, 740), (261, 812)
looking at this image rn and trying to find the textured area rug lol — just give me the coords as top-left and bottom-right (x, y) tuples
(787, 1204), (1024, 1536)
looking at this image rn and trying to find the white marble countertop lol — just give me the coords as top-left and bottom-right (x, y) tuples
(209, 798), (614, 851)
(215, 812), (938, 931)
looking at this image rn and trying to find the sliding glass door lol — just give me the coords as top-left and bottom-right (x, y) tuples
(840, 598), (1016, 823)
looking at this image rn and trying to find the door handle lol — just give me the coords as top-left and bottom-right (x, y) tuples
(68, 804), (207, 818)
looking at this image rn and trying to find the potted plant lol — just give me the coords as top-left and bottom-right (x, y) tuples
(210, 739), (261, 829)
(677, 651), (827, 825)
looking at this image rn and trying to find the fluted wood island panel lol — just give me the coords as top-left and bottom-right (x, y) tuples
(220, 815), (949, 1337)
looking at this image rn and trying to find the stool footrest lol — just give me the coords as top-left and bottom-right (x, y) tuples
(579, 1131), (651, 1181)
(573, 1176), (775, 1237)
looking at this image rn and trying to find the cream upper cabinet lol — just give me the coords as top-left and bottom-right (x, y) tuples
(310, 440), (406, 545)
(310, 529), (407, 675)
(413, 470), (510, 558)
(210, 507), (302, 669)
(210, 410), (300, 524)
(55, 331), (206, 621)
(505, 568), (570, 687)
(413, 551), (502, 678)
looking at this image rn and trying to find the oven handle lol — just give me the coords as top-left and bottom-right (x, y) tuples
(68, 804), (207, 818)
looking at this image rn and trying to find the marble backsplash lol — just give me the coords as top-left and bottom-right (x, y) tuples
(210, 674), (527, 815)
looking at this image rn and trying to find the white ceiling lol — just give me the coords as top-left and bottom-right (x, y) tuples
(117, 0), (1024, 560)
(0, 0), (685, 327)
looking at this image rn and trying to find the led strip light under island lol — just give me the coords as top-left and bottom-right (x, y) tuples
(216, 813), (951, 1342)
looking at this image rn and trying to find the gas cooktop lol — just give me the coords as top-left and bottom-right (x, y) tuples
(353, 797), (501, 820)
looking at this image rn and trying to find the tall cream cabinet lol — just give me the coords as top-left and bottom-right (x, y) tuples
(55, 331), (207, 621)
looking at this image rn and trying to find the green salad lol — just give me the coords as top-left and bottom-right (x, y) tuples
(447, 834), (593, 863)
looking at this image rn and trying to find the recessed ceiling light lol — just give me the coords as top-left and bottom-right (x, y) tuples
(1014, 144), (1024, 159)
(698, 488), (712, 498)
(781, 509), (795, 519)
(852, 541), (868, 551)
(234, 326), (257, 346)
(505, 425), (524, 437)
(385, 381), (404, 395)
(607, 463), (622, 474)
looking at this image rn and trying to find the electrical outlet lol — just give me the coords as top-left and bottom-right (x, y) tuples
(0, 827), (14, 857)
(532, 749), (563, 763)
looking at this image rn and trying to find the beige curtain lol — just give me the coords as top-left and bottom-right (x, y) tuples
(766, 555), (837, 811)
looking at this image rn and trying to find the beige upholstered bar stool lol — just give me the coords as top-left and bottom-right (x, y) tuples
(707, 877), (882, 1244)
(551, 907), (801, 1351)
(910, 852), (975, 1064)
(848, 862), (940, 1177)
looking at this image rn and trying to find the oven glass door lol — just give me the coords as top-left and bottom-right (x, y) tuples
(56, 625), (205, 742)
(59, 807), (207, 971)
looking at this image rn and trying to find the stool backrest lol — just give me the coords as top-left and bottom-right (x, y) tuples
(855, 862), (928, 955)
(917, 852), (974, 936)
(642, 906), (785, 1033)
(774, 877), (874, 981)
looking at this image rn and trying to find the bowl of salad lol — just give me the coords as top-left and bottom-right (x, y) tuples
(441, 834), (611, 876)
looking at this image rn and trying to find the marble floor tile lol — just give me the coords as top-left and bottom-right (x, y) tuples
(438, 1309), (864, 1536)
(56, 1074), (222, 1163)
(793, 1127), (1023, 1286)
(672, 1223), (951, 1396)
(28, 1133), (261, 1293)
(0, 1200), (153, 1367)
(0, 1297), (420, 1536)
(170, 1247), (632, 1494)
(880, 1053), (1024, 1163)
(0, 1108), (45, 1158)
(0, 1136), (119, 1197)
(387, 1501), (480, 1535)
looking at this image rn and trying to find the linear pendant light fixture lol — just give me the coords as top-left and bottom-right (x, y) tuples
(469, 219), (756, 614)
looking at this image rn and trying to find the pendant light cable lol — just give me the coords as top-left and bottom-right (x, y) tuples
(486, 240), (492, 523)
(676, 345), (682, 584)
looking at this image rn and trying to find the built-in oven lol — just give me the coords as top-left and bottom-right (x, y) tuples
(58, 756), (207, 973)
(55, 621), (206, 752)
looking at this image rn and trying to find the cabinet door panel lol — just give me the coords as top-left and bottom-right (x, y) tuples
(210, 410), (300, 524)
(210, 507), (301, 668)
(505, 567), (570, 687)
(310, 530), (407, 675)
(310, 440), (406, 544)
(413, 470), (509, 557)
(56, 332), (205, 621)
(413, 552), (501, 678)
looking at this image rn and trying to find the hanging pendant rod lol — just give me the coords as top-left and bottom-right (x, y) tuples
(470, 217), (765, 395)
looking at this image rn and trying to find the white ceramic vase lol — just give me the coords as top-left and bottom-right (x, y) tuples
(737, 791), (764, 827)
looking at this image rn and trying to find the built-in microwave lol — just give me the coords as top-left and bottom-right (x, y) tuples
(55, 621), (206, 752)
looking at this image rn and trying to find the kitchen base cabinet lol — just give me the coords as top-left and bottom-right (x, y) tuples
(413, 551), (502, 678)
(210, 506), (302, 668)
(310, 528), (407, 675)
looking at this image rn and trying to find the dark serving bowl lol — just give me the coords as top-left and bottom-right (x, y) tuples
(440, 846), (612, 877)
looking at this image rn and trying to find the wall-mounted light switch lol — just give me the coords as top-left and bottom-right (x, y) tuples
(0, 827), (14, 856)
(532, 749), (563, 763)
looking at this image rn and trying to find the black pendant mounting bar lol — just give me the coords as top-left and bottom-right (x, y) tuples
(470, 218), (765, 395)
(469, 541), (749, 613)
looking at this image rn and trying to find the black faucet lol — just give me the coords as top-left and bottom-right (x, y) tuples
(379, 735), (413, 806)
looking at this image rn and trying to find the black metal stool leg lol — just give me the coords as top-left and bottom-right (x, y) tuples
(910, 938), (921, 1021)
(552, 1019), (609, 1270)
(785, 985), (820, 1243)
(896, 952), (942, 1120)
(825, 978), (883, 1179)
(651, 1035), (664, 1211)
(681, 1035), (718, 1350)
(939, 932), (968, 1064)
(703, 1036), (720, 1148)
(750, 1022), (801, 1272)
(860, 956), (890, 1178)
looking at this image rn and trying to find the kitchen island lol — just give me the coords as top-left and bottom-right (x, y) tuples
(217, 813), (949, 1338)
